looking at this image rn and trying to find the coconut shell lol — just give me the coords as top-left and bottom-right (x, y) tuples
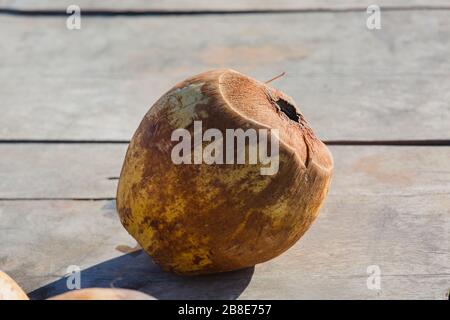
(117, 69), (333, 275)
(48, 288), (155, 300)
(0, 271), (29, 300)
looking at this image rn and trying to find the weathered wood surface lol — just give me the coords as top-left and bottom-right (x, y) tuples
(1, 0), (448, 11)
(0, 0), (449, 301)
(1, 145), (450, 199)
(0, 144), (126, 199)
(0, 196), (448, 299)
(0, 146), (449, 299)
(1, 11), (450, 141)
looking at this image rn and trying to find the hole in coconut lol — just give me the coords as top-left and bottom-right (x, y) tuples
(275, 98), (300, 123)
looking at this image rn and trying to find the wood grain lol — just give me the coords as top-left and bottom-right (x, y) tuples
(0, 144), (127, 199)
(0, 0), (448, 11)
(1, 11), (450, 141)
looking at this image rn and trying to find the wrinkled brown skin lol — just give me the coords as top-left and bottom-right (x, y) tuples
(117, 69), (333, 275)
(48, 288), (155, 300)
(0, 271), (29, 300)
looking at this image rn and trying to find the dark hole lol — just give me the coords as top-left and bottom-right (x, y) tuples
(276, 99), (300, 122)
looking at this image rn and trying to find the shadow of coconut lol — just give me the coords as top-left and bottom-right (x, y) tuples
(28, 250), (254, 300)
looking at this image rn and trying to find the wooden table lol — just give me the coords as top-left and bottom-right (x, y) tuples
(0, 0), (449, 300)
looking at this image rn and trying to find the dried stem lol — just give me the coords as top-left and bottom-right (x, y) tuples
(265, 72), (286, 84)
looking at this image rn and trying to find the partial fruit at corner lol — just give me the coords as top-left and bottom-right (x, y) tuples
(0, 270), (29, 300)
(48, 288), (155, 300)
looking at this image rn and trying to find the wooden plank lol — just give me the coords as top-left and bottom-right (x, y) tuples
(0, 194), (448, 299)
(0, 0), (448, 11)
(1, 145), (450, 198)
(1, 11), (450, 141)
(0, 144), (127, 199)
(0, 200), (136, 295)
(0, 146), (448, 298)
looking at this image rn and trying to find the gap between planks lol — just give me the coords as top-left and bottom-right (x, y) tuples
(0, 198), (116, 201)
(0, 139), (450, 146)
(1, 6), (450, 17)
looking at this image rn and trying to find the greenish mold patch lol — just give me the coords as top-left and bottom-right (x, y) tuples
(167, 82), (209, 128)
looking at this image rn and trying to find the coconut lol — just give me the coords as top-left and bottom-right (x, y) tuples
(0, 271), (29, 300)
(117, 69), (333, 275)
(48, 288), (155, 300)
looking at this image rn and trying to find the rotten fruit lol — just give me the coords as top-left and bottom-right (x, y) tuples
(117, 69), (333, 275)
